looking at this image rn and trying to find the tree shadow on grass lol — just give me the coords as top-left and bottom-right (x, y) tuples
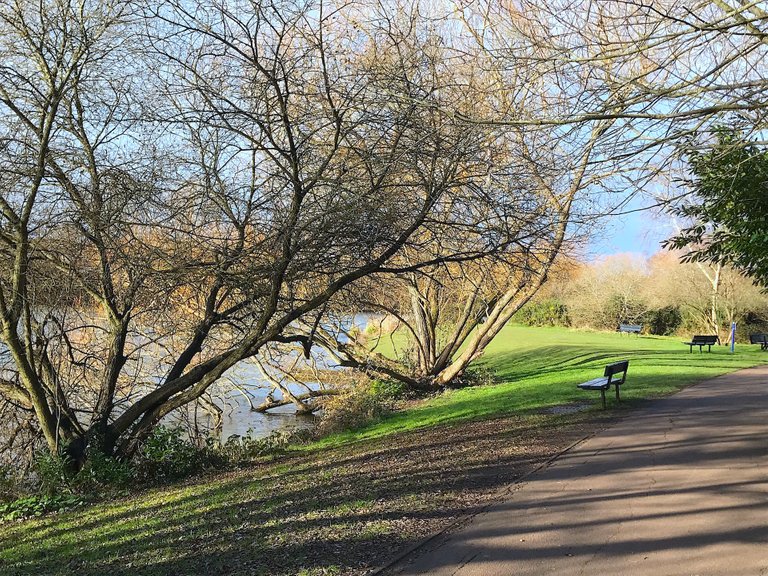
(0, 414), (605, 576)
(3, 352), (763, 575)
(7, 409), (765, 576)
(484, 344), (747, 383)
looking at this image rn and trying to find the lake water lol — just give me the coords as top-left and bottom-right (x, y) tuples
(204, 366), (321, 441)
(169, 313), (379, 441)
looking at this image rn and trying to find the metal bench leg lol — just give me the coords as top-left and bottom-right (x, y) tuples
(600, 389), (606, 409)
(615, 386), (621, 403)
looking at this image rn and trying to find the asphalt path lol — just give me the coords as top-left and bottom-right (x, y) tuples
(385, 365), (768, 576)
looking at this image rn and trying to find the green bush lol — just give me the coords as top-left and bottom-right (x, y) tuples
(218, 428), (312, 464)
(645, 306), (683, 335)
(317, 383), (394, 435)
(3, 454), (88, 523)
(516, 299), (570, 327)
(33, 451), (75, 496)
(12, 424), (320, 505)
(76, 450), (133, 490)
(454, 365), (500, 388)
(369, 379), (409, 401)
(132, 426), (200, 482)
(20, 424), (321, 501)
(34, 446), (134, 495)
(30, 424), (319, 495)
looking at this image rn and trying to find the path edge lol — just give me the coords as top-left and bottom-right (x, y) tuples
(367, 424), (604, 575)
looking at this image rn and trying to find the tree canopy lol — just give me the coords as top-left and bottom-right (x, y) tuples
(3, 0), (768, 468)
(666, 130), (768, 287)
(0, 0), (587, 465)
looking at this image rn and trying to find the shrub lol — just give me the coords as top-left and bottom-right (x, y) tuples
(516, 299), (570, 327)
(75, 450), (133, 490)
(644, 306), (683, 335)
(316, 383), (394, 435)
(33, 451), (75, 496)
(132, 426), (200, 482)
(218, 428), (313, 464)
(33, 448), (133, 496)
(369, 379), (409, 401)
(34, 445), (151, 495)
(453, 365), (500, 388)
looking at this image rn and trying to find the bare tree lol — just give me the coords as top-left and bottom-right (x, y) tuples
(8, 0), (758, 464)
(0, 0), (525, 466)
(285, 0), (634, 390)
(455, 0), (768, 134)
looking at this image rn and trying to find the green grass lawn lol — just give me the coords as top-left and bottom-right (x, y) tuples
(1, 325), (765, 576)
(311, 325), (767, 448)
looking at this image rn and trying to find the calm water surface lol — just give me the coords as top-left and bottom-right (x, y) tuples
(174, 313), (378, 441)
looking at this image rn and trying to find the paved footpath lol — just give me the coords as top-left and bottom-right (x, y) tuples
(385, 366), (768, 576)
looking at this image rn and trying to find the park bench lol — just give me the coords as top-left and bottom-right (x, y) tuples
(749, 333), (768, 350)
(683, 335), (718, 353)
(577, 360), (629, 409)
(618, 324), (642, 335)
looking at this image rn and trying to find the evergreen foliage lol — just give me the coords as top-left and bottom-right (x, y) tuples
(666, 130), (768, 286)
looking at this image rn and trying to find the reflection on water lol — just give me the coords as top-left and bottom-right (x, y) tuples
(168, 364), (321, 442)
(170, 313), (379, 441)
(213, 380), (320, 440)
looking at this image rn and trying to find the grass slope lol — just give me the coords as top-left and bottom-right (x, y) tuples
(312, 325), (763, 448)
(0, 326), (764, 576)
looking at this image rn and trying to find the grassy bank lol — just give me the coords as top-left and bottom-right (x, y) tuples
(312, 325), (764, 448)
(1, 326), (764, 576)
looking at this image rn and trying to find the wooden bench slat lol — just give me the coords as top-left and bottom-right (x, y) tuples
(577, 377), (611, 390)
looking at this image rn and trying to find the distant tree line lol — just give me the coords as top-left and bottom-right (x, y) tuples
(515, 254), (768, 343)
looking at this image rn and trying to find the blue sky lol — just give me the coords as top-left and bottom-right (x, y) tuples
(586, 196), (675, 260)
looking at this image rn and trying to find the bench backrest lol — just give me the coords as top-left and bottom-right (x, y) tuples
(604, 360), (629, 385)
(750, 333), (768, 344)
(692, 335), (718, 345)
(619, 324), (642, 333)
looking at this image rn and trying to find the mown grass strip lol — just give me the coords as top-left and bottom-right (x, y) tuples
(309, 325), (766, 448)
